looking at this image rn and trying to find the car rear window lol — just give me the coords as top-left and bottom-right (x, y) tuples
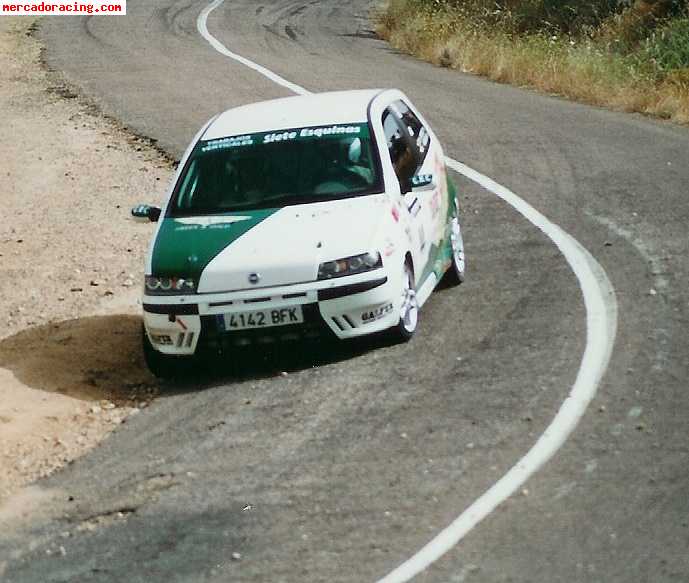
(169, 123), (383, 217)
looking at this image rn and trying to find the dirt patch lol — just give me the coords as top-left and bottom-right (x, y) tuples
(0, 17), (173, 501)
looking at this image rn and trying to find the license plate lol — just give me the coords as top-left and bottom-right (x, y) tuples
(223, 306), (304, 331)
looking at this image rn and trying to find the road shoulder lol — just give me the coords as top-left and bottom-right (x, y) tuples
(0, 17), (171, 501)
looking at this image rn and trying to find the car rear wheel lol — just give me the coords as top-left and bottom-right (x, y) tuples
(142, 326), (193, 379)
(444, 209), (466, 286)
(389, 261), (418, 342)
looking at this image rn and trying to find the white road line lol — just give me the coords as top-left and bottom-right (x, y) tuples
(379, 162), (618, 583)
(198, 0), (310, 97)
(197, 3), (618, 581)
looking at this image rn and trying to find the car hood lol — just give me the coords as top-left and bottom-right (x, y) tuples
(151, 194), (390, 294)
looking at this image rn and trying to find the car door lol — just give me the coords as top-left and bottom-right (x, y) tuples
(382, 106), (425, 279)
(394, 100), (450, 279)
(382, 102), (440, 286)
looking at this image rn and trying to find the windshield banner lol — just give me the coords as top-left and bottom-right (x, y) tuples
(200, 123), (370, 154)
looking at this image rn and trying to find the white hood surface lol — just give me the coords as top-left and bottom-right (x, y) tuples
(198, 194), (389, 293)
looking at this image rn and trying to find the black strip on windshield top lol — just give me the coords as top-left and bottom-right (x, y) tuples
(198, 122), (373, 152)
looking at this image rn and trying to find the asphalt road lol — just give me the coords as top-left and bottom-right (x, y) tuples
(2, 1), (688, 581)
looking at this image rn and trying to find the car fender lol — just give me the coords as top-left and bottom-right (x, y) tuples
(372, 198), (413, 315)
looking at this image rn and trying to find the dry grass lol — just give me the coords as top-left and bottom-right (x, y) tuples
(376, 0), (689, 124)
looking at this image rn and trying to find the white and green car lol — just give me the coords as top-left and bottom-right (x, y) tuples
(133, 89), (465, 376)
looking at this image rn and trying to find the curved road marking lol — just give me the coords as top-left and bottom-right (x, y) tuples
(198, 0), (309, 97)
(197, 2), (618, 581)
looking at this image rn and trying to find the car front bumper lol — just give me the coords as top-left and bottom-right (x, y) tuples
(143, 270), (400, 356)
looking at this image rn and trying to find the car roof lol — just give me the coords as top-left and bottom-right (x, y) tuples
(202, 89), (384, 140)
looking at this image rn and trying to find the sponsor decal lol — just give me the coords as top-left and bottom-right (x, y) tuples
(297, 125), (361, 139)
(263, 131), (298, 144)
(174, 224), (232, 232)
(411, 174), (433, 188)
(201, 135), (254, 153)
(362, 303), (393, 324)
(175, 216), (253, 228)
(199, 124), (367, 153)
(263, 126), (361, 143)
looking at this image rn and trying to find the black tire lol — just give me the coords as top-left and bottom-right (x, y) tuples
(142, 326), (192, 379)
(389, 260), (419, 343)
(444, 206), (466, 286)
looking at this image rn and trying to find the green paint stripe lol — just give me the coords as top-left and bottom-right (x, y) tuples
(151, 209), (278, 279)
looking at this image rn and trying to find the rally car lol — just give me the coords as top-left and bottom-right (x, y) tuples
(132, 89), (466, 376)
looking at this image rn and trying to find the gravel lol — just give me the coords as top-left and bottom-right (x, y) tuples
(0, 17), (173, 502)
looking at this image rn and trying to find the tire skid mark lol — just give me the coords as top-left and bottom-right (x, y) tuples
(167, 1), (203, 39)
(82, 16), (115, 49)
(587, 212), (671, 372)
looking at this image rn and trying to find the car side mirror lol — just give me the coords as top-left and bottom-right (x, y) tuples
(411, 173), (436, 192)
(131, 204), (161, 223)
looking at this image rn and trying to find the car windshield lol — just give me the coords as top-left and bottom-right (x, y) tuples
(169, 123), (382, 216)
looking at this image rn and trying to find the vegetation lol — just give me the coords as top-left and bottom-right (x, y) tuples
(377, 0), (689, 123)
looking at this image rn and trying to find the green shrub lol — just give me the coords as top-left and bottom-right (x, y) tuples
(377, 0), (689, 123)
(507, 0), (625, 35)
(644, 17), (689, 72)
(421, 0), (633, 34)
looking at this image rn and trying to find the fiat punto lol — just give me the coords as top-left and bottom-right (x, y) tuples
(133, 89), (466, 376)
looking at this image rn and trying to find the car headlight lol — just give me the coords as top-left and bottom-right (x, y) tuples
(145, 276), (197, 295)
(318, 251), (382, 280)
